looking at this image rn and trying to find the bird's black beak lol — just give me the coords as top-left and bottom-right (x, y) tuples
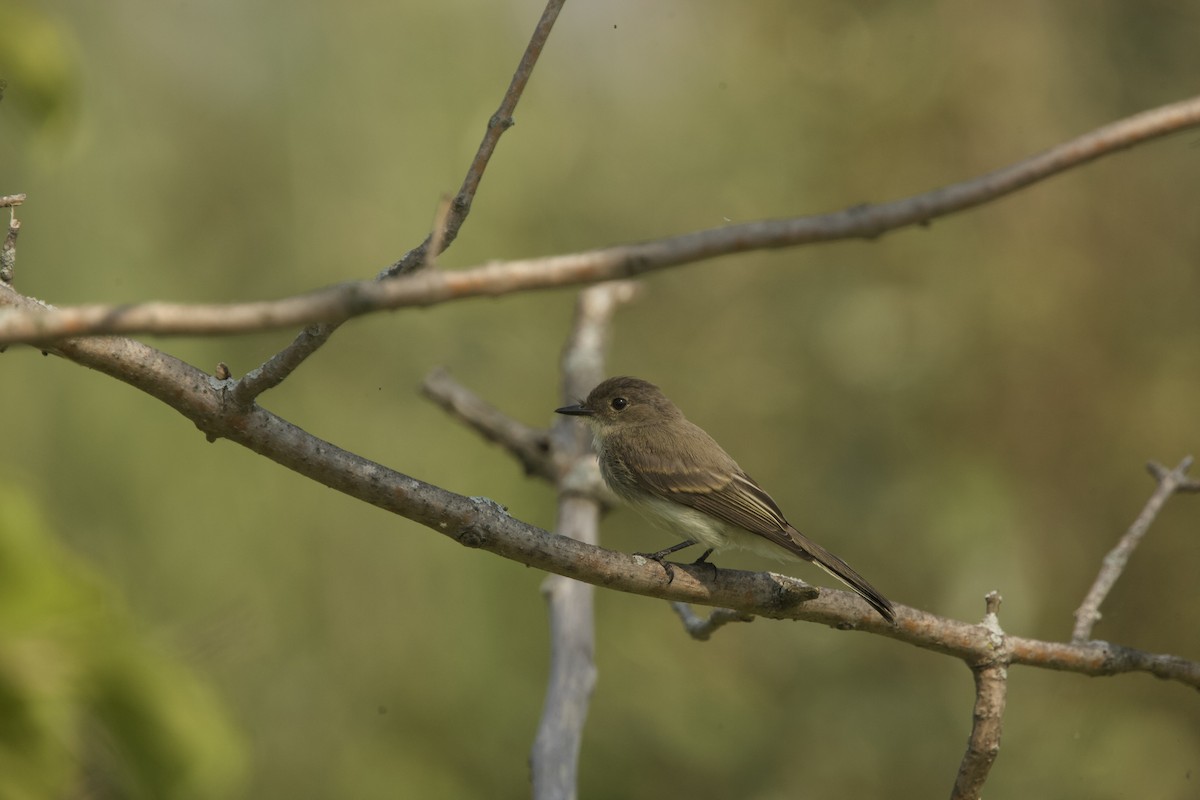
(555, 402), (594, 417)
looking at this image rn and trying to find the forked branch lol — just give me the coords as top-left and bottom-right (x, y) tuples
(951, 592), (1010, 800)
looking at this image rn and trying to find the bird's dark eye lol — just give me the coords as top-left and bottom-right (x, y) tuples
(611, 397), (628, 411)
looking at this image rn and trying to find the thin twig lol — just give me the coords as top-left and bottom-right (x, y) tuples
(531, 282), (638, 800)
(225, 0), (567, 405)
(5, 94), (1200, 347)
(420, 366), (554, 481)
(1071, 456), (1196, 643)
(381, 0), (566, 279)
(670, 603), (756, 641)
(950, 592), (1009, 800)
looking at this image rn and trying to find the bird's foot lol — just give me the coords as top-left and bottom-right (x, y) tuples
(633, 542), (717, 584)
(633, 548), (679, 583)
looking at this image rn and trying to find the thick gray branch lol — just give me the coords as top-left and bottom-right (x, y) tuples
(531, 282), (638, 800)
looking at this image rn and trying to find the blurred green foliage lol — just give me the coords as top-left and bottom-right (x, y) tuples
(2, 0), (1199, 797)
(0, 2), (78, 150)
(0, 489), (243, 798)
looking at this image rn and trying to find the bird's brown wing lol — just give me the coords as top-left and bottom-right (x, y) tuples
(668, 471), (794, 541)
(618, 422), (796, 544)
(631, 439), (897, 623)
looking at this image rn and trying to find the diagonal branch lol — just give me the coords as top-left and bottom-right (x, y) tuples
(3, 94), (1200, 346)
(1071, 456), (1198, 643)
(420, 366), (555, 482)
(2, 284), (1198, 693)
(380, 0), (567, 280)
(225, 0), (567, 404)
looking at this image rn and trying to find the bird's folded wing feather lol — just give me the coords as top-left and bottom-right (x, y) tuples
(608, 421), (795, 547)
(636, 457), (795, 545)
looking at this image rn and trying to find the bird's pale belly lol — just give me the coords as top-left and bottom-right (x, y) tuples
(623, 493), (797, 563)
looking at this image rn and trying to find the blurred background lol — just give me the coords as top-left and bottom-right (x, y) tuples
(2, 0), (1199, 797)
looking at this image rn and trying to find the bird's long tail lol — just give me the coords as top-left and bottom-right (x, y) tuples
(785, 527), (895, 623)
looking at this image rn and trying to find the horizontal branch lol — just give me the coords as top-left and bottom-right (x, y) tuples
(3, 94), (1200, 344)
(1008, 636), (1198, 686)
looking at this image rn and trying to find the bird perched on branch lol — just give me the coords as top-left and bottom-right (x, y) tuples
(556, 376), (895, 624)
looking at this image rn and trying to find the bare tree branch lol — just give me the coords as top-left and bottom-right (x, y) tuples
(223, 0), (568, 404)
(380, 0), (567, 280)
(1, 213), (18, 286)
(8, 279), (1195, 693)
(421, 367), (554, 481)
(1071, 456), (1197, 643)
(420, 367), (613, 501)
(4, 94), (1200, 347)
(3, 273), (1199, 696)
(6, 7), (1197, 798)
(532, 282), (636, 800)
(3, 276), (1199, 737)
(951, 592), (1010, 800)
(1146, 459), (1200, 493)
(670, 603), (758, 641)
(533, 532), (596, 800)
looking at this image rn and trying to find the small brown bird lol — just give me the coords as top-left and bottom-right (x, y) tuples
(556, 376), (895, 623)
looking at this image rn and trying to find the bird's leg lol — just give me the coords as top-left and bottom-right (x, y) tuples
(634, 539), (697, 584)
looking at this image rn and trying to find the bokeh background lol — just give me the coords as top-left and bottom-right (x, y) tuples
(3, 0), (1199, 797)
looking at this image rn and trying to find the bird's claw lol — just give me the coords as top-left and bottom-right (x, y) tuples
(633, 550), (678, 584)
